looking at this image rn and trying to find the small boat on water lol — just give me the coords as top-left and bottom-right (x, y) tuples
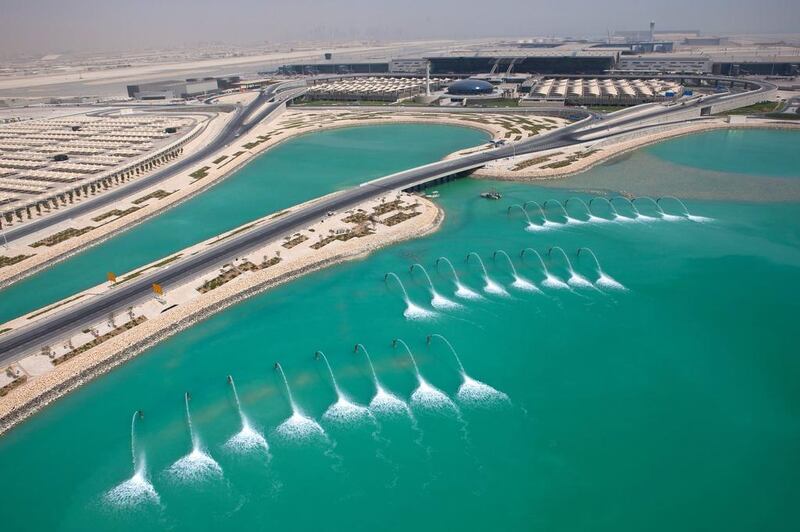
(480, 190), (502, 200)
(425, 190), (440, 199)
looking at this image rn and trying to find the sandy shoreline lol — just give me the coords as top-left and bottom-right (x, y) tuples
(476, 118), (800, 181)
(0, 195), (442, 435)
(2, 109), (798, 436)
(0, 107), (523, 288)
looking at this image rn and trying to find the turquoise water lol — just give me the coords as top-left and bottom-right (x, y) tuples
(646, 128), (799, 177)
(0, 124), (487, 324)
(1, 128), (799, 531)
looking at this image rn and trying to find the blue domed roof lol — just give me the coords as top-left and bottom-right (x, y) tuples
(447, 79), (495, 95)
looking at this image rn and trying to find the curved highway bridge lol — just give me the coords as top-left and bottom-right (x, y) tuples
(0, 76), (776, 361)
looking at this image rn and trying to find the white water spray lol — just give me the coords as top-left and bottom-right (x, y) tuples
(393, 338), (458, 413)
(509, 203), (550, 232)
(315, 351), (373, 424)
(523, 200), (562, 230)
(410, 263), (460, 310)
(544, 199), (585, 225)
(225, 375), (269, 453)
(493, 250), (540, 292)
(384, 271), (435, 319)
(548, 247), (594, 288)
(427, 334), (508, 407)
(520, 248), (569, 289)
(355, 344), (412, 417)
(466, 252), (508, 296)
(104, 410), (160, 507)
(565, 197), (609, 224)
(657, 196), (712, 222)
(589, 196), (628, 222)
(274, 363), (326, 441)
(167, 393), (223, 483)
(611, 196), (650, 222)
(435, 256), (480, 300)
(576, 248), (626, 290)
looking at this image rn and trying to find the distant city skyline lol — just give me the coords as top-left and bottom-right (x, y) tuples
(1, 0), (799, 56)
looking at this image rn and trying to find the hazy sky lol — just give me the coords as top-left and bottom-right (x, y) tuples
(2, 0), (799, 55)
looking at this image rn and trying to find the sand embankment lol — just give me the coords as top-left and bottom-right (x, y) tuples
(0, 197), (442, 435)
(477, 118), (800, 181)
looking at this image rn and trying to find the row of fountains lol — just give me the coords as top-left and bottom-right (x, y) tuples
(105, 335), (507, 507)
(508, 196), (711, 232)
(385, 248), (624, 320)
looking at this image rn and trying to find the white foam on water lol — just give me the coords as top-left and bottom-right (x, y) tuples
(322, 397), (374, 425)
(568, 273), (595, 289)
(566, 216), (587, 225)
(661, 213), (684, 222)
(410, 378), (458, 413)
(167, 448), (223, 483)
(454, 283), (481, 300)
(635, 214), (659, 222)
(456, 376), (510, 407)
(596, 274), (627, 291)
(484, 279), (509, 297)
(431, 291), (462, 310)
(687, 215), (713, 223)
(542, 274), (570, 290)
(104, 471), (160, 507)
(404, 302), (436, 320)
(224, 421), (269, 454)
(525, 222), (553, 233)
(369, 387), (412, 417)
(511, 276), (541, 293)
(614, 215), (636, 223)
(588, 215), (611, 224)
(275, 411), (326, 441)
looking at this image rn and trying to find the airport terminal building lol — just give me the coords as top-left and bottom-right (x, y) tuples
(126, 78), (220, 100)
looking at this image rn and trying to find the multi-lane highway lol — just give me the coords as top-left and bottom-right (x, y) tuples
(0, 76), (776, 360)
(2, 82), (300, 243)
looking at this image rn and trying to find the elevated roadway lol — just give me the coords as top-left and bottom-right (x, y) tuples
(0, 76), (777, 361)
(1, 82), (304, 244)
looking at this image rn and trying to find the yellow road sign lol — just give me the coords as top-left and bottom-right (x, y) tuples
(152, 283), (163, 295)
(107, 272), (117, 283)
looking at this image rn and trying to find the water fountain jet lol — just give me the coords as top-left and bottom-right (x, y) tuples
(167, 392), (223, 482)
(104, 410), (160, 506)
(544, 199), (584, 224)
(465, 252), (508, 296)
(426, 334), (508, 406)
(509, 204), (547, 232)
(274, 362), (325, 440)
(576, 248), (626, 290)
(392, 339), (457, 413)
(384, 272), (435, 319)
(435, 257), (480, 300)
(315, 351), (372, 424)
(520, 248), (569, 289)
(657, 196), (711, 222)
(565, 197), (607, 223)
(410, 263), (460, 309)
(225, 375), (269, 453)
(354, 344), (411, 417)
(611, 196), (644, 221)
(588, 197), (624, 221)
(523, 200), (562, 230)
(628, 197), (660, 221)
(492, 250), (540, 292)
(547, 247), (594, 288)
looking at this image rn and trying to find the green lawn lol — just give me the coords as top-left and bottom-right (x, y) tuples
(718, 100), (780, 116)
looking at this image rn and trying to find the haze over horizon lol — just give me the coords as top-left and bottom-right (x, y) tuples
(2, 0), (799, 56)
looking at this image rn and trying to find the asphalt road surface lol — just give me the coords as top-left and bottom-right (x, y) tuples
(1, 83), (299, 243)
(0, 76), (776, 361)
